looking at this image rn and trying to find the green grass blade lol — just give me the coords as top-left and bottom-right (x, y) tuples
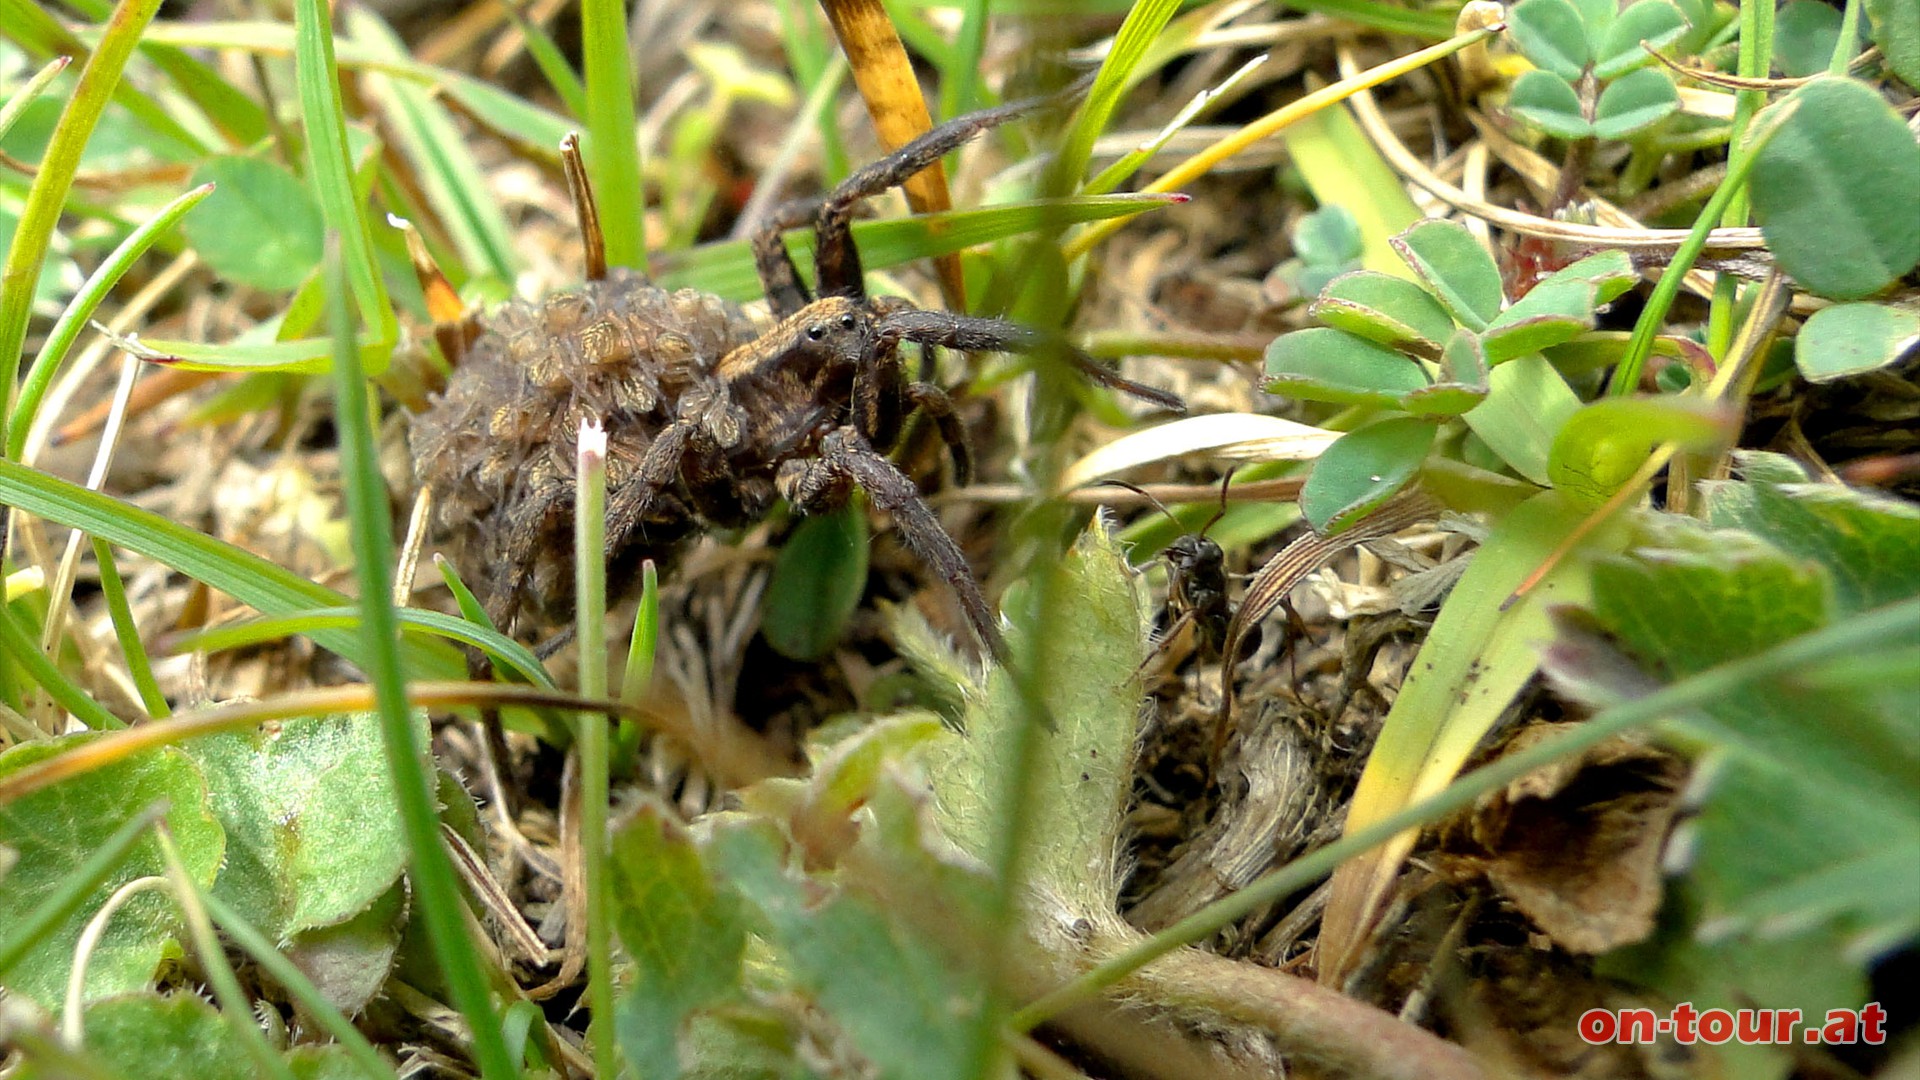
(572, 423), (617, 1080)
(8, 183), (213, 459)
(1046, 0), (1182, 194)
(581, 0), (644, 269)
(654, 192), (1180, 300)
(0, 0), (207, 154)
(200, 889), (398, 1080)
(619, 560), (659, 705)
(0, 0), (164, 455)
(91, 539), (168, 719)
(54, 0), (270, 145)
(1278, 0), (1457, 39)
(0, 56), (71, 142)
(500, 4), (588, 119)
(0, 458), (463, 680)
(176, 606), (555, 689)
(293, 0), (394, 340)
(0, 597), (121, 729)
(350, 7), (517, 284)
(324, 237), (517, 1080)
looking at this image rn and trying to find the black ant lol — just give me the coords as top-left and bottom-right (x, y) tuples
(1105, 472), (1257, 668)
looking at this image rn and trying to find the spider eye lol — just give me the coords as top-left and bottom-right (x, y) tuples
(839, 313), (857, 330)
(806, 325), (826, 341)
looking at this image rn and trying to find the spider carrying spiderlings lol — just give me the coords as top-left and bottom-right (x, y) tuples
(407, 86), (1184, 662)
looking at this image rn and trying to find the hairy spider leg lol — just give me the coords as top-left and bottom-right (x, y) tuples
(744, 88), (1063, 319)
(785, 427), (1009, 661)
(874, 308), (1186, 413)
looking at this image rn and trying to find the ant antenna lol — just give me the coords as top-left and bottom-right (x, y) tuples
(1195, 465), (1240, 540)
(1099, 479), (1183, 532)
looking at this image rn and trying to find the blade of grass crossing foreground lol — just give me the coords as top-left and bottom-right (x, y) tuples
(1044, 0), (1182, 195)
(0, 57), (70, 140)
(92, 539), (168, 719)
(9, 183), (215, 459)
(201, 890), (398, 1080)
(581, 0), (645, 270)
(0, 599), (122, 729)
(325, 239), (517, 1080)
(294, 0), (394, 341)
(573, 423), (617, 1080)
(0, 0), (163, 455)
(0, 801), (167, 980)
(156, 829), (300, 1080)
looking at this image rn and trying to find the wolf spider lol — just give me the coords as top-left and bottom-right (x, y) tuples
(409, 87), (1183, 662)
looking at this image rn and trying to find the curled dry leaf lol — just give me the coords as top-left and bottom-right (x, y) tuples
(1056, 412), (1338, 493)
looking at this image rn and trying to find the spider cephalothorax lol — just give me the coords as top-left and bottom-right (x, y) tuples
(409, 87), (1182, 660)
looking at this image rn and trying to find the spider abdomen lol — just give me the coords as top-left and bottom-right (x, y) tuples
(409, 267), (766, 628)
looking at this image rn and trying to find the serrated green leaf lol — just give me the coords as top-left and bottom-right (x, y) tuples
(1309, 270), (1456, 351)
(1751, 78), (1920, 300)
(1592, 67), (1680, 138)
(925, 525), (1145, 913)
(0, 738), (223, 1011)
(1703, 469), (1920, 613)
(187, 713), (417, 942)
(763, 504), (869, 662)
(1509, 0), (1593, 80)
(1300, 416), (1436, 533)
(1392, 219), (1507, 330)
(1794, 302), (1920, 382)
(705, 818), (981, 1080)
(12, 991), (360, 1080)
(1264, 327), (1432, 407)
(282, 882), (406, 1019)
(611, 804), (749, 1080)
(1594, 0), (1688, 78)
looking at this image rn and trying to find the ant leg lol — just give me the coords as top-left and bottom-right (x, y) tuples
(805, 428), (1008, 662)
(904, 380), (973, 486)
(876, 308), (1186, 412)
(811, 86), (1083, 299)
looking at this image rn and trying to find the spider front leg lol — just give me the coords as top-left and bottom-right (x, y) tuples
(745, 84), (1077, 313)
(876, 308), (1186, 412)
(784, 427), (1008, 661)
(903, 380), (973, 486)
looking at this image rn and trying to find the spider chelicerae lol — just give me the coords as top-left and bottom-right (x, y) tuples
(408, 85), (1183, 662)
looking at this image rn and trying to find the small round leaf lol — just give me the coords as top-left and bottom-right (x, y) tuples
(1594, 0), (1689, 78)
(1508, 69), (1596, 140)
(1592, 67), (1679, 139)
(1264, 327), (1432, 407)
(1509, 0), (1594, 80)
(1775, 0), (1851, 78)
(1392, 219), (1508, 331)
(1309, 270), (1457, 351)
(1300, 416), (1437, 534)
(1795, 303), (1920, 382)
(1751, 77), (1920, 300)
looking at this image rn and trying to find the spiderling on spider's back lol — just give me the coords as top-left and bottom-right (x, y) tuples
(406, 88), (1184, 663)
